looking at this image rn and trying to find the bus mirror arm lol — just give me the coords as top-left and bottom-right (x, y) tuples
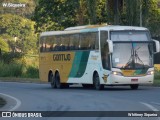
(107, 40), (113, 54)
(153, 39), (160, 54)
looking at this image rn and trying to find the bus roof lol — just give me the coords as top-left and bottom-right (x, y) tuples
(40, 25), (148, 37)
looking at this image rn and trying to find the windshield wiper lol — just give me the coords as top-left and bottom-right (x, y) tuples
(122, 44), (145, 69)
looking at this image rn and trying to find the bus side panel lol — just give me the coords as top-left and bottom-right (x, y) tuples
(39, 53), (53, 82)
(67, 50), (102, 84)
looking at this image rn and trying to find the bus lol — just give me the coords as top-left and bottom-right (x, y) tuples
(39, 25), (160, 90)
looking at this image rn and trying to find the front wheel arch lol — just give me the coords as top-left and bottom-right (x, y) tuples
(93, 71), (104, 90)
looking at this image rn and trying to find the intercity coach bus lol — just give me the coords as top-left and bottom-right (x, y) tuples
(39, 25), (160, 90)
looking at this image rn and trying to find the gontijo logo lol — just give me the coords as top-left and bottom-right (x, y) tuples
(53, 54), (71, 61)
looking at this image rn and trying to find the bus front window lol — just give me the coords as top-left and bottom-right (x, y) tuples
(112, 43), (153, 69)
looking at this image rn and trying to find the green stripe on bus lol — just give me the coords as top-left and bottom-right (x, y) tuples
(75, 51), (90, 77)
(69, 51), (90, 78)
(134, 69), (148, 75)
(69, 52), (83, 77)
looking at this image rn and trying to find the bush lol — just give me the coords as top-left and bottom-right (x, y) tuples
(0, 61), (24, 77)
(1, 52), (24, 63)
(155, 70), (160, 79)
(23, 66), (39, 78)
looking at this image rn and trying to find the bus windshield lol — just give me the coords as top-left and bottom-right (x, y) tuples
(112, 43), (153, 69)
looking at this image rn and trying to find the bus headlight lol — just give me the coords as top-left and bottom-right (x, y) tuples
(147, 70), (154, 75)
(112, 71), (123, 76)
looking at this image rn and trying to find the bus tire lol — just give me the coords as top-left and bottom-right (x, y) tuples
(50, 72), (56, 88)
(55, 72), (62, 89)
(93, 73), (104, 90)
(130, 84), (139, 90)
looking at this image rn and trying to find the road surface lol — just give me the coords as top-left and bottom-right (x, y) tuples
(0, 82), (160, 120)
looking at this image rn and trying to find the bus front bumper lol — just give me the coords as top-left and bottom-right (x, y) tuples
(109, 74), (154, 85)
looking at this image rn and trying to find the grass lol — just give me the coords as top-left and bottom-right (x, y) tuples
(0, 97), (6, 108)
(0, 62), (23, 77)
(154, 79), (160, 86)
(154, 70), (160, 86)
(0, 57), (39, 78)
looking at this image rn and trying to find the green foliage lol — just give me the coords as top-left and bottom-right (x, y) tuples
(0, 14), (38, 54)
(33, 0), (108, 32)
(86, 0), (97, 24)
(0, 61), (24, 77)
(23, 66), (39, 78)
(76, 0), (88, 25)
(0, 37), (9, 52)
(108, 0), (160, 38)
(0, 0), (36, 18)
(0, 60), (39, 78)
(155, 69), (160, 79)
(33, 0), (78, 32)
(1, 52), (24, 63)
(96, 0), (108, 24)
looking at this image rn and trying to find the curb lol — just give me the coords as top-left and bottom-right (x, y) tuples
(0, 93), (21, 111)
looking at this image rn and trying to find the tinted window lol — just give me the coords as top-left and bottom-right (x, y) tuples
(79, 32), (98, 50)
(61, 35), (69, 51)
(40, 32), (99, 52)
(70, 34), (80, 50)
(40, 36), (47, 52)
(100, 31), (110, 69)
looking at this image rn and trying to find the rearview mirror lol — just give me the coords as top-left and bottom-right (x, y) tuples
(107, 40), (113, 54)
(153, 39), (160, 54)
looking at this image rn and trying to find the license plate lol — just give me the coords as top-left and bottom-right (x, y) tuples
(131, 79), (138, 82)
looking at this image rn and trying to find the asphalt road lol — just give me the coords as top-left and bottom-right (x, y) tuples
(0, 82), (160, 120)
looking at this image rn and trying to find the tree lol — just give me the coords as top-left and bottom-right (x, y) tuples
(86, 0), (97, 24)
(0, 37), (9, 52)
(96, 0), (108, 24)
(0, 0), (36, 19)
(0, 14), (37, 54)
(33, 0), (78, 32)
(76, 0), (88, 25)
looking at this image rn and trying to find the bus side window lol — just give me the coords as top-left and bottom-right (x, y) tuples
(55, 36), (61, 51)
(62, 35), (70, 51)
(95, 32), (99, 49)
(46, 36), (52, 52)
(89, 32), (98, 50)
(80, 33), (90, 50)
(50, 36), (55, 51)
(100, 31), (110, 70)
(42, 37), (46, 52)
(70, 34), (79, 50)
(40, 37), (44, 52)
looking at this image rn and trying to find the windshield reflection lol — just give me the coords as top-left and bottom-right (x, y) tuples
(112, 43), (153, 69)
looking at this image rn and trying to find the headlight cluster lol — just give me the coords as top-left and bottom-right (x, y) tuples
(112, 71), (123, 76)
(146, 70), (154, 75)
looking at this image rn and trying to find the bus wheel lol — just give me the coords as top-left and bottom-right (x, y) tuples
(130, 84), (139, 90)
(93, 73), (104, 90)
(55, 73), (62, 89)
(50, 73), (56, 88)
